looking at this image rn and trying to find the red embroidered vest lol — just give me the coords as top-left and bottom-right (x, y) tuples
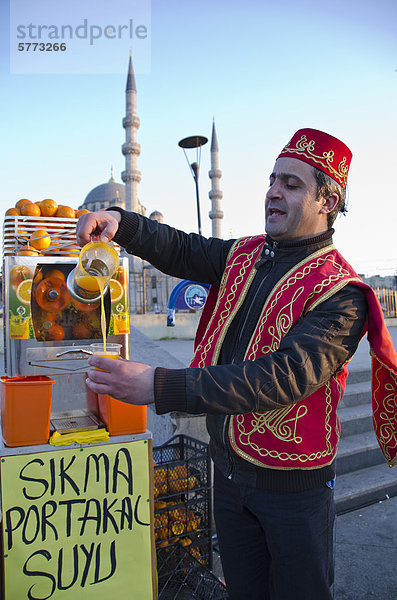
(191, 236), (397, 470)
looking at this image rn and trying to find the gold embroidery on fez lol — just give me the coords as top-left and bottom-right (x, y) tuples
(338, 156), (349, 178)
(281, 135), (348, 186)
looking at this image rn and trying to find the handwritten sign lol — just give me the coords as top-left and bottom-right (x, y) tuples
(1, 440), (154, 599)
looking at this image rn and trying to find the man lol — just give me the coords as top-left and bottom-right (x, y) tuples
(76, 128), (396, 600)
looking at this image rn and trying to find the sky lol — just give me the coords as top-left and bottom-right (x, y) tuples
(1, 0), (396, 276)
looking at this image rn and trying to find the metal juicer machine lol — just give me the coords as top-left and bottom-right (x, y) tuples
(2, 215), (130, 434)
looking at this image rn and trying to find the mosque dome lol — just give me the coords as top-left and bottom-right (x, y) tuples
(79, 171), (125, 211)
(149, 210), (164, 223)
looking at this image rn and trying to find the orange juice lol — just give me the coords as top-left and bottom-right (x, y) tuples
(95, 276), (108, 352)
(92, 351), (119, 359)
(95, 353), (119, 359)
(90, 343), (121, 360)
(73, 241), (120, 354)
(77, 241), (119, 353)
(74, 274), (101, 292)
(75, 273), (109, 350)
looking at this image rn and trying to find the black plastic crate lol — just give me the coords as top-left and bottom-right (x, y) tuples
(153, 435), (213, 593)
(157, 550), (228, 600)
(153, 435), (210, 498)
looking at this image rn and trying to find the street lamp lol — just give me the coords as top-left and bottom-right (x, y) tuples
(178, 135), (208, 235)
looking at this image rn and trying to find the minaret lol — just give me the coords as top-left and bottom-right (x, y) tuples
(208, 120), (223, 238)
(121, 55), (141, 212)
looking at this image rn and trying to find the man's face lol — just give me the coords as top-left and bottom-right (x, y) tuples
(265, 157), (327, 241)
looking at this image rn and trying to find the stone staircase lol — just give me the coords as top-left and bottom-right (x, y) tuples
(335, 368), (397, 514)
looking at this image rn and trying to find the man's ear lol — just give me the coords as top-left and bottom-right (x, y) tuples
(319, 193), (338, 214)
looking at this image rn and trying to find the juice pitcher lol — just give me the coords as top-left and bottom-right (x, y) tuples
(67, 241), (119, 303)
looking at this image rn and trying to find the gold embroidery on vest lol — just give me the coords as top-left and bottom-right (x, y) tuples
(261, 287), (305, 354)
(324, 382), (334, 453)
(238, 403), (308, 444)
(307, 278), (361, 312)
(229, 245), (350, 468)
(372, 362), (397, 466)
(229, 381), (336, 467)
(195, 237), (264, 368)
(334, 376), (343, 441)
(247, 246), (336, 360)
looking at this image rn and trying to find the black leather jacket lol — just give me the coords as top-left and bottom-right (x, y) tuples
(112, 209), (367, 492)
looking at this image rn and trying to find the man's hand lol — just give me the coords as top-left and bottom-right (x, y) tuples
(86, 357), (155, 406)
(76, 210), (122, 247)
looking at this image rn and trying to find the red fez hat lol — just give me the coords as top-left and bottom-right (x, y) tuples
(277, 128), (352, 188)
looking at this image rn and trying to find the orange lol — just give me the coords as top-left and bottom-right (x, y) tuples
(15, 199), (31, 211)
(20, 203), (41, 217)
(5, 208), (20, 216)
(72, 321), (93, 339)
(114, 266), (126, 286)
(75, 208), (90, 218)
(47, 236), (62, 249)
(16, 228), (29, 238)
(33, 269), (44, 285)
(34, 277), (70, 312)
(16, 279), (33, 305)
(40, 198), (58, 217)
(64, 247), (80, 257)
(30, 229), (51, 251)
(45, 269), (65, 281)
(43, 322), (65, 341)
(56, 205), (76, 218)
(71, 297), (100, 312)
(109, 278), (123, 303)
(17, 249), (39, 256)
(10, 265), (33, 290)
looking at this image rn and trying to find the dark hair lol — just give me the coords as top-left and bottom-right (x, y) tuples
(313, 168), (347, 228)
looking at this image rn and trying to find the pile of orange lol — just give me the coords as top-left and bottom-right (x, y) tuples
(154, 500), (201, 540)
(154, 497), (205, 563)
(5, 198), (91, 220)
(153, 462), (204, 559)
(154, 464), (198, 497)
(4, 199), (91, 257)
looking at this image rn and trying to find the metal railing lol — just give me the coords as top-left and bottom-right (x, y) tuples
(129, 270), (182, 314)
(129, 276), (397, 319)
(374, 287), (397, 318)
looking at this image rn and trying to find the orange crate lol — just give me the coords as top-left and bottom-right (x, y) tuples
(1, 376), (55, 447)
(98, 394), (146, 435)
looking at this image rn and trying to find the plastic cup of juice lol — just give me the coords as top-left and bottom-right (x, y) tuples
(90, 343), (121, 360)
